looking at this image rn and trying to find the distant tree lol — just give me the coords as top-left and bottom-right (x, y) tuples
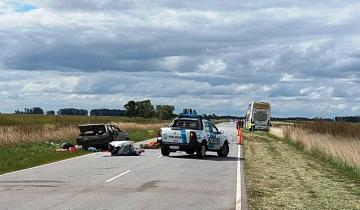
(58, 108), (88, 116)
(335, 116), (360, 123)
(124, 100), (137, 117)
(90, 109), (127, 116)
(124, 100), (155, 118)
(46, 110), (55, 115)
(156, 105), (175, 120)
(136, 100), (154, 118)
(15, 107), (44, 114)
(32, 107), (44, 114)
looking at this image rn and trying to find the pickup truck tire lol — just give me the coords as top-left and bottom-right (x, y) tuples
(185, 149), (195, 155)
(217, 142), (229, 157)
(196, 143), (206, 158)
(161, 147), (170, 156)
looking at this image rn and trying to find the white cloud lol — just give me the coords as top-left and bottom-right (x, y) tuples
(280, 73), (313, 82)
(0, 0), (360, 117)
(198, 59), (226, 74)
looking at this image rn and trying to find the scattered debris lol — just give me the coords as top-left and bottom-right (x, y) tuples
(69, 147), (77, 152)
(55, 148), (68, 152)
(61, 142), (75, 150)
(140, 141), (160, 149)
(87, 147), (98, 152)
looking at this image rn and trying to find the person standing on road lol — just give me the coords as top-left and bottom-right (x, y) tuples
(250, 119), (255, 132)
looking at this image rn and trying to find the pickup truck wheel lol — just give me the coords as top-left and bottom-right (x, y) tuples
(161, 147), (170, 156)
(217, 143), (229, 157)
(185, 149), (195, 155)
(196, 143), (206, 158)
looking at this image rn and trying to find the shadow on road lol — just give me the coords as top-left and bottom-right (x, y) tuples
(168, 154), (238, 162)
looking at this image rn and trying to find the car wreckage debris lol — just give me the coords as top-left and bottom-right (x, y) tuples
(140, 141), (160, 149)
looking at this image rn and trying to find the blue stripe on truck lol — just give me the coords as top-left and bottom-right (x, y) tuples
(181, 129), (187, 144)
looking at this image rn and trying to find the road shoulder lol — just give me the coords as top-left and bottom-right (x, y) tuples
(243, 132), (360, 209)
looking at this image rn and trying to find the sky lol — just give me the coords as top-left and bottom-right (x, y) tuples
(0, 0), (360, 117)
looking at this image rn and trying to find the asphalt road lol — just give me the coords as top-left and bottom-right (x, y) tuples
(0, 122), (245, 210)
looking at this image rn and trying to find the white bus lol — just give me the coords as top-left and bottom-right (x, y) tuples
(245, 101), (271, 131)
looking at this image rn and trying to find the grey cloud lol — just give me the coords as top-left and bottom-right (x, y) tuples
(1, 0), (360, 117)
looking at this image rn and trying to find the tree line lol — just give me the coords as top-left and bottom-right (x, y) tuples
(13, 99), (175, 120)
(335, 116), (360, 123)
(124, 100), (175, 120)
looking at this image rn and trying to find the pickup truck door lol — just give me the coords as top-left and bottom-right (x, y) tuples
(208, 123), (222, 149)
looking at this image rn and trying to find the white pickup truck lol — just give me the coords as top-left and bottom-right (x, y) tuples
(157, 114), (229, 158)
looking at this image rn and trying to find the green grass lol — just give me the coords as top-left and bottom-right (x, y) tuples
(0, 114), (162, 175)
(243, 131), (360, 210)
(0, 142), (90, 175)
(268, 133), (360, 181)
(128, 129), (157, 142)
(0, 114), (164, 126)
(0, 129), (157, 175)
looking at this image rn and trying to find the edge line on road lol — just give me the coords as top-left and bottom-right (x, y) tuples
(0, 152), (98, 178)
(0, 138), (155, 178)
(156, 155), (163, 159)
(236, 144), (242, 210)
(106, 170), (132, 183)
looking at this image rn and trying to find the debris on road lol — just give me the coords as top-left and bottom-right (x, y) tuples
(140, 141), (160, 149)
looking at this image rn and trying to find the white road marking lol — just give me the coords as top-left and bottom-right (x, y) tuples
(105, 170), (132, 183)
(156, 155), (163, 159)
(236, 144), (242, 210)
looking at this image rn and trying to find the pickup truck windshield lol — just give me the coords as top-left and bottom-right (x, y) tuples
(170, 119), (201, 130)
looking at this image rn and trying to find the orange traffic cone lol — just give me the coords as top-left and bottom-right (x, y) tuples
(237, 128), (243, 145)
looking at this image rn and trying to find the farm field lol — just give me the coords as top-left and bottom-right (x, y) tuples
(243, 131), (360, 210)
(0, 114), (166, 174)
(271, 121), (360, 170)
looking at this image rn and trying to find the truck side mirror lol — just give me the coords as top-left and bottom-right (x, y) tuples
(219, 130), (224, 134)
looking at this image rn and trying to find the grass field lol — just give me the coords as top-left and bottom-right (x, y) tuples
(243, 131), (360, 210)
(271, 121), (360, 171)
(0, 114), (167, 174)
(0, 114), (167, 145)
(0, 114), (163, 126)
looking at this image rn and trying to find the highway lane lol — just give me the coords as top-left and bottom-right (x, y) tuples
(0, 122), (245, 210)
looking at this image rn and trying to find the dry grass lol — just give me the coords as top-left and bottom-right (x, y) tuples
(0, 125), (77, 145)
(0, 122), (166, 145)
(271, 124), (360, 169)
(244, 132), (360, 209)
(301, 120), (360, 139)
(115, 122), (167, 131)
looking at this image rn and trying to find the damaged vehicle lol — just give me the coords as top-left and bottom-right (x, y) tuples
(76, 124), (130, 149)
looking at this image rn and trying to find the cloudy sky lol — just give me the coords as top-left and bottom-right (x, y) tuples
(1, 0), (360, 117)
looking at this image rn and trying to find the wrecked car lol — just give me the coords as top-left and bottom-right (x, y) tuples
(76, 124), (130, 149)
